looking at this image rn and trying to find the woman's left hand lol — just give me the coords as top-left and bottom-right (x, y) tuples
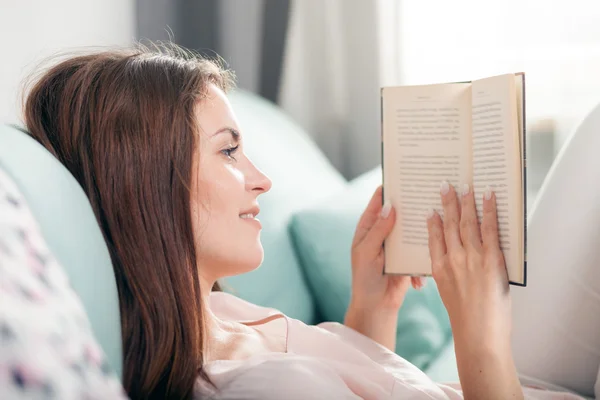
(349, 185), (424, 312)
(344, 186), (424, 350)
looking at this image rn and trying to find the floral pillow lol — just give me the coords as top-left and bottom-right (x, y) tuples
(0, 169), (127, 400)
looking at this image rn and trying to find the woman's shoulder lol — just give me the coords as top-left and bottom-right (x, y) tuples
(208, 291), (285, 323)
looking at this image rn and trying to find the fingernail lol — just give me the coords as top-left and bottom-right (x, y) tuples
(440, 181), (450, 195)
(426, 208), (436, 219)
(462, 183), (470, 196)
(381, 202), (392, 218)
(484, 186), (493, 200)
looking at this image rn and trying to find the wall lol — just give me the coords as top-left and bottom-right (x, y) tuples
(0, 0), (135, 125)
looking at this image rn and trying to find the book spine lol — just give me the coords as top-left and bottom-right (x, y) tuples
(522, 73), (528, 287)
(510, 73), (527, 287)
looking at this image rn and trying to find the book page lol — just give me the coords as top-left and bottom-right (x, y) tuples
(382, 83), (472, 275)
(471, 74), (523, 283)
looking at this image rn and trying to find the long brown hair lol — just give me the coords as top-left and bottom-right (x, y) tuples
(22, 44), (234, 399)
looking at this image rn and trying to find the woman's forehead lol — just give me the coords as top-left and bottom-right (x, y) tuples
(195, 85), (239, 136)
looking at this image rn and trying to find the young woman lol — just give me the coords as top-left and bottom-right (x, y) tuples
(21, 45), (596, 399)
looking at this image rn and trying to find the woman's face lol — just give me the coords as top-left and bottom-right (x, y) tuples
(191, 84), (272, 283)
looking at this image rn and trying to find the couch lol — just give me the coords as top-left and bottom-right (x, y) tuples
(0, 89), (462, 387)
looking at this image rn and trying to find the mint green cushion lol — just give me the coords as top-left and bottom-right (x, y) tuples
(222, 90), (347, 324)
(0, 124), (122, 379)
(289, 166), (451, 369)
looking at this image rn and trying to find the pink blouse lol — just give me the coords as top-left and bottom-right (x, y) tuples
(194, 292), (585, 400)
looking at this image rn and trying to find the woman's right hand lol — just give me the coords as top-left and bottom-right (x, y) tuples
(426, 181), (523, 400)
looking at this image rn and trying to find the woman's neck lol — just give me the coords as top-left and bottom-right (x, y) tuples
(200, 278), (254, 362)
(200, 279), (287, 363)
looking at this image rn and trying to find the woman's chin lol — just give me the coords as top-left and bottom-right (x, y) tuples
(234, 247), (264, 275)
(213, 244), (264, 279)
(247, 247), (265, 271)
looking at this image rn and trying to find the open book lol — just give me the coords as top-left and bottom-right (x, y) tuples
(381, 73), (527, 286)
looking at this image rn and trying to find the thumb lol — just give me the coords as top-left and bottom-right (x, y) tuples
(361, 203), (396, 257)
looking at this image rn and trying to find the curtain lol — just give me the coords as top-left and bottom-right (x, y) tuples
(280, 0), (600, 192)
(278, 0), (397, 179)
(136, 0), (289, 103)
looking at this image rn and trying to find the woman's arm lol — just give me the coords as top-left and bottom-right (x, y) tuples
(453, 333), (522, 399)
(343, 303), (398, 352)
(426, 182), (523, 400)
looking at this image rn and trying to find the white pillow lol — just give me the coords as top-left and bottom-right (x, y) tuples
(510, 102), (600, 398)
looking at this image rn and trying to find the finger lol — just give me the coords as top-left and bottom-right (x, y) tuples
(459, 183), (482, 250)
(440, 181), (463, 251)
(411, 276), (426, 290)
(360, 203), (397, 259)
(481, 187), (501, 251)
(426, 209), (446, 270)
(388, 275), (412, 292)
(373, 249), (385, 274)
(353, 185), (384, 246)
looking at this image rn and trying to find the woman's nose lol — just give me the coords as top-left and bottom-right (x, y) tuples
(246, 162), (272, 194)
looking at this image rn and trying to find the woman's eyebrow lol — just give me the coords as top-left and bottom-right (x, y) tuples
(211, 127), (240, 142)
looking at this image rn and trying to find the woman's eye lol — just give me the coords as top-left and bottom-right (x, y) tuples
(221, 145), (239, 160)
